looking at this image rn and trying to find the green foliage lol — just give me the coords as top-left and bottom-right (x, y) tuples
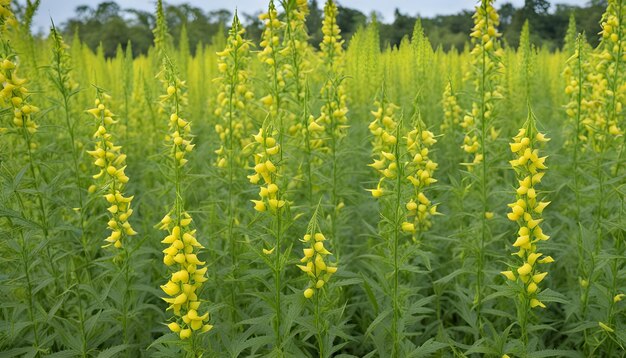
(0, 0), (624, 357)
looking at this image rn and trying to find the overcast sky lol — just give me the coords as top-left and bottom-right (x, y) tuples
(32, 0), (590, 34)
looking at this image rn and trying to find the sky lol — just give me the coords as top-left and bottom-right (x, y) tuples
(32, 0), (590, 34)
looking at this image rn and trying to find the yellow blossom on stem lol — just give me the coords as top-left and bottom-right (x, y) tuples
(156, 25), (212, 336)
(367, 96), (399, 197)
(86, 91), (136, 249)
(503, 114), (553, 310)
(404, 114), (439, 237)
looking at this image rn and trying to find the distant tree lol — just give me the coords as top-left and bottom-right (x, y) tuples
(306, 0), (323, 47)
(336, 5), (367, 45)
(500, 3), (516, 26)
(57, 0), (605, 57)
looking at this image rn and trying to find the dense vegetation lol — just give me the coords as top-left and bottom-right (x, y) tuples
(0, 0), (624, 357)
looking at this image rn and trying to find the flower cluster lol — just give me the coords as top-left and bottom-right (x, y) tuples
(462, 0), (504, 167)
(306, 0), (348, 155)
(441, 82), (462, 133)
(258, 1), (285, 117)
(563, 40), (588, 146)
(156, 52), (211, 337)
(297, 232), (337, 299)
(214, 14), (254, 169)
(283, 0), (311, 102)
(402, 125), (438, 234)
(583, 0), (625, 149)
(159, 214), (212, 338)
(284, 0), (314, 140)
(160, 80), (194, 168)
(50, 27), (78, 94)
(367, 98), (399, 197)
(0, 0), (16, 29)
(309, 80), (349, 152)
(320, 0), (344, 70)
(248, 128), (284, 213)
(0, 57), (39, 138)
(86, 94), (136, 248)
(501, 125), (553, 309)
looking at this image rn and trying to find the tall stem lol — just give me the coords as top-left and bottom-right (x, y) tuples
(391, 122), (402, 358)
(476, 0), (489, 332)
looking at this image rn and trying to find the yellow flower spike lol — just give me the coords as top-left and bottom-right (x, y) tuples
(504, 113), (553, 315)
(87, 92), (136, 249)
(263, 247), (275, 255)
(613, 294), (625, 303)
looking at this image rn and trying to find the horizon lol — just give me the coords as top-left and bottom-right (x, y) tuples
(31, 0), (589, 34)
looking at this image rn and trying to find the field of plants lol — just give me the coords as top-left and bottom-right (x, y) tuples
(0, 0), (625, 356)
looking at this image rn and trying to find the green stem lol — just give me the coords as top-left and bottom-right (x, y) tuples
(274, 210), (283, 352)
(314, 290), (324, 357)
(226, 27), (240, 326)
(391, 121), (402, 358)
(476, 0), (489, 333)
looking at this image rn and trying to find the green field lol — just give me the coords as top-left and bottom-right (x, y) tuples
(0, 0), (625, 357)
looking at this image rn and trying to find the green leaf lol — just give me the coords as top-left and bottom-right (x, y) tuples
(97, 344), (132, 358)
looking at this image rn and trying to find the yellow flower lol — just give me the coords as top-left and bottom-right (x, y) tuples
(401, 222), (416, 232)
(501, 271), (516, 281)
(304, 288), (314, 299)
(168, 322), (181, 332)
(298, 228), (337, 299)
(505, 117), (552, 310)
(87, 93), (136, 249)
(530, 298), (546, 309)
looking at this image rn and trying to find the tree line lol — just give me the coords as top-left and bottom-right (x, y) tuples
(17, 0), (607, 57)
